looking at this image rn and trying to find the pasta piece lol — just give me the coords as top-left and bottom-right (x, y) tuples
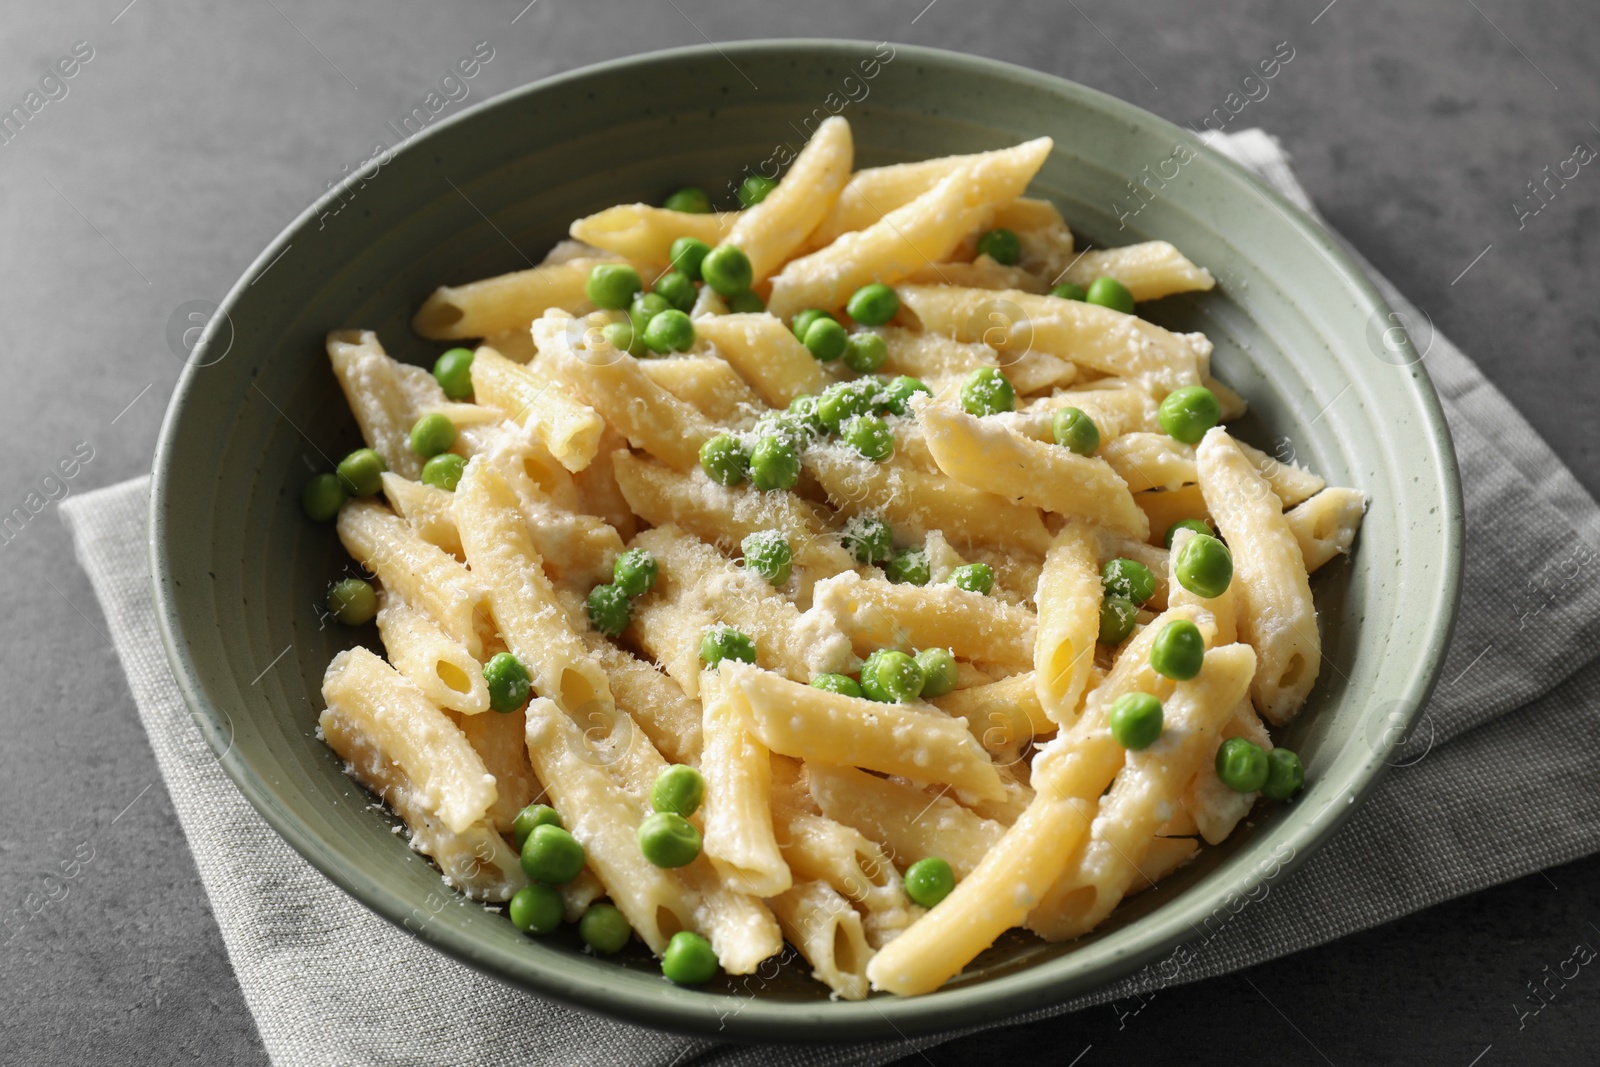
(571, 427), (639, 542)
(879, 326), (997, 383)
(1033, 523), (1103, 726)
(1008, 381), (1163, 440)
(692, 313), (834, 406)
(521, 698), (696, 954)
(536, 317), (714, 472)
(896, 285), (1206, 395)
(930, 672), (1052, 762)
(1284, 487), (1366, 573)
(611, 452), (856, 597)
(321, 697), (523, 901)
(916, 397), (1150, 540)
(902, 257), (1048, 295)
(991, 198), (1076, 280)
(1183, 696), (1270, 845)
(1235, 440), (1325, 508)
(806, 448), (1053, 557)
(768, 882), (873, 1000)
(772, 807), (917, 948)
(698, 671), (792, 898)
(1205, 376), (1249, 420)
(413, 258), (618, 339)
(585, 639), (703, 765)
(626, 526), (851, 692)
(807, 763), (1004, 881)
(719, 661), (1006, 802)
(454, 459), (614, 719)
(729, 115), (852, 282)
(807, 570), (1036, 670)
(638, 355), (764, 426)
(767, 138), (1053, 319)
(1026, 644), (1255, 940)
(480, 327), (539, 364)
(380, 472), (463, 558)
(1099, 432), (1197, 493)
(327, 330), (442, 479)
(481, 437), (622, 591)
(337, 500), (484, 656)
(1125, 836), (1200, 896)
(568, 204), (734, 264)
(1196, 427), (1319, 723)
(320, 647), (497, 835)
(376, 592), (490, 715)
(1134, 484), (1210, 545)
(1052, 241), (1216, 302)
(468, 345), (604, 473)
(453, 707), (538, 835)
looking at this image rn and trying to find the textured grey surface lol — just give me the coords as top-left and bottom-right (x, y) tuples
(1, 1), (1596, 1064)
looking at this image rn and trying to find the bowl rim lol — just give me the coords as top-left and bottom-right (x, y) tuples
(150, 37), (1465, 1041)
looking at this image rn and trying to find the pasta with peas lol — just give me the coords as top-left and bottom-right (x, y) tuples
(304, 115), (1363, 998)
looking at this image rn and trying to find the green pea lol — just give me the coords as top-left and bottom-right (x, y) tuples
(661, 930), (718, 985)
(741, 530), (793, 586)
(409, 413), (456, 458)
(421, 453), (466, 492)
(585, 264), (643, 310)
(904, 857), (955, 907)
(520, 823), (585, 884)
(915, 647), (959, 699)
(1157, 386), (1222, 445)
(669, 237), (712, 280)
(630, 292), (672, 336)
(846, 283), (900, 326)
(753, 410), (814, 453)
(803, 317), (849, 362)
(1101, 558), (1156, 605)
(302, 472), (347, 522)
(975, 228), (1021, 266)
(327, 578), (377, 626)
(817, 381), (876, 432)
(643, 309), (695, 354)
(433, 347), (475, 400)
(700, 626), (756, 669)
(1098, 595), (1138, 645)
(637, 811), (702, 868)
(879, 375), (931, 416)
(587, 583), (632, 639)
(790, 308), (836, 342)
(612, 548), (658, 599)
(512, 803), (561, 850)
(1262, 748), (1305, 800)
(653, 270), (697, 313)
(1215, 737), (1269, 793)
(885, 548), (930, 586)
(842, 332), (888, 374)
(663, 186), (713, 214)
(749, 436), (800, 492)
(579, 902), (632, 954)
(949, 562), (994, 595)
(650, 765), (706, 817)
(1086, 275), (1135, 315)
(861, 649), (924, 703)
(1050, 282), (1087, 301)
(484, 652), (531, 713)
(738, 174), (778, 208)
(698, 434), (749, 487)
(1150, 620), (1205, 681)
(602, 320), (644, 358)
(726, 291), (765, 313)
(842, 515), (893, 565)
(1174, 533), (1233, 599)
(787, 393), (826, 432)
(702, 245), (753, 296)
(960, 367), (1015, 417)
(1051, 407), (1100, 456)
(810, 673), (864, 699)
(1108, 692), (1164, 750)
(1164, 518), (1213, 549)
(842, 413), (894, 462)
(508, 883), (564, 935)
(336, 448), (386, 497)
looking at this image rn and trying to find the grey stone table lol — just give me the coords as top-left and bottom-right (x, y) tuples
(3, 1), (1597, 1064)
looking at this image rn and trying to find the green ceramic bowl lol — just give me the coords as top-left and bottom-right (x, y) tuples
(151, 40), (1462, 1040)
